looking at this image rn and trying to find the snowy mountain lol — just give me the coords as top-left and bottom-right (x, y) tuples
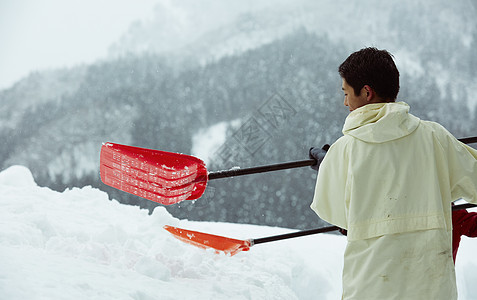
(0, 67), (87, 130)
(0, 0), (476, 228)
(1, 165), (476, 299)
(110, 0), (477, 107)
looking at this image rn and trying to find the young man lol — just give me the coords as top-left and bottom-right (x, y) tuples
(310, 47), (477, 299)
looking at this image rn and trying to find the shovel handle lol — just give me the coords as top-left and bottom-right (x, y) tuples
(207, 136), (476, 181)
(208, 159), (316, 180)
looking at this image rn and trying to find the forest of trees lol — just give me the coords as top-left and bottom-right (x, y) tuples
(1, 27), (476, 229)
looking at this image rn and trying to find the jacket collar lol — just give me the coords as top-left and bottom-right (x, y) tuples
(342, 102), (420, 143)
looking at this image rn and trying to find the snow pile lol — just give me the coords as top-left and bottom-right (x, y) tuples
(0, 166), (476, 299)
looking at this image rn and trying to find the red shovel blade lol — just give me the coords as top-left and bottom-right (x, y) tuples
(164, 225), (251, 256)
(100, 142), (208, 205)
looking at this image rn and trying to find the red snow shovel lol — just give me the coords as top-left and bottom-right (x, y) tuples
(100, 136), (477, 205)
(164, 203), (477, 256)
(99, 142), (315, 205)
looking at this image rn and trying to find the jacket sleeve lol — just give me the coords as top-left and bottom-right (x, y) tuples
(444, 131), (477, 204)
(310, 137), (350, 230)
(453, 209), (477, 238)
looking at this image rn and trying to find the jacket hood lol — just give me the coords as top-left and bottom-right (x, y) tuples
(342, 102), (420, 143)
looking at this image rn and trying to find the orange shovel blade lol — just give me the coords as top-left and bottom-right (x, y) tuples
(164, 225), (251, 256)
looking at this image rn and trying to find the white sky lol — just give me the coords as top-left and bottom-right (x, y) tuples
(0, 0), (159, 90)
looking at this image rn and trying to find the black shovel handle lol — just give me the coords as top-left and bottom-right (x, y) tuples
(208, 159), (315, 180)
(207, 136), (477, 181)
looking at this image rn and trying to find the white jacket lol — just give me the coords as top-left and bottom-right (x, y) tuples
(311, 102), (477, 299)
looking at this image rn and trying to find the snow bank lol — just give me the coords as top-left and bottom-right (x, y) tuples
(0, 166), (475, 299)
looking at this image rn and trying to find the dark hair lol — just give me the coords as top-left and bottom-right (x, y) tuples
(338, 47), (400, 101)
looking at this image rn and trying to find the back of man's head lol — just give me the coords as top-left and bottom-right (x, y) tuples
(339, 47), (400, 102)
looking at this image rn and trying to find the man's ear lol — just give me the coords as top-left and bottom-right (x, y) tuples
(363, 85), (375, 101)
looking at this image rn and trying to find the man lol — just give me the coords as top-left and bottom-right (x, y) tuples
(310, 47), (477, 299)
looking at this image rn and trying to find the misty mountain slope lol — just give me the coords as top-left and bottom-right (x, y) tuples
(1, 22), (476, 228)
(0, 30), (350, 229)
(201, 0), (477, 108)
(134, 31), (349, 228)
(132, 29), (348, 156)
(2, 55), (173, 188)
(109, 0), (477, 107)
(0, 67), (87, 130)
(107, 0), (293, 59)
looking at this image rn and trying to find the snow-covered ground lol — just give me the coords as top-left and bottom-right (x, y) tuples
(0, 165), (476, 299)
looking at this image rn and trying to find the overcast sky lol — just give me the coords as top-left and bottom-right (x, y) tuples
(0, 0), (159, 90)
